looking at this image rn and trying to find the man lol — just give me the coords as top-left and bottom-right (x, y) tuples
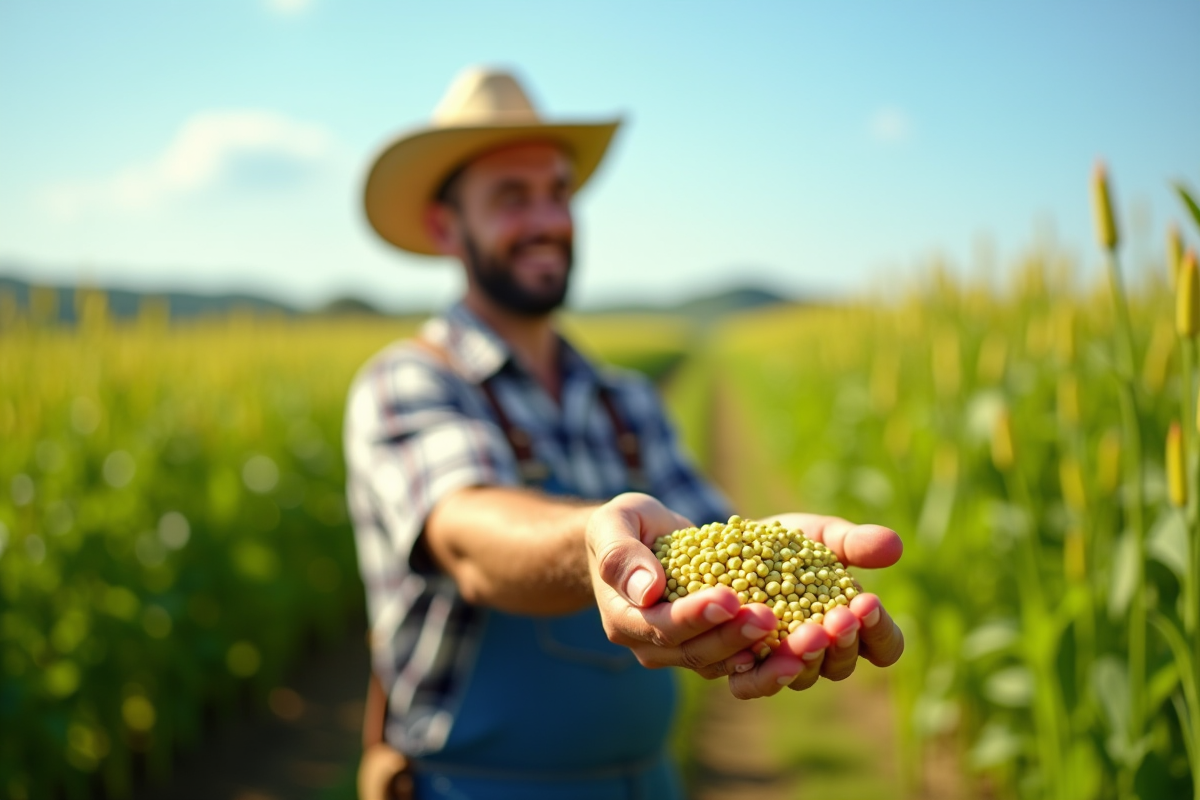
(345, 67), (904, 799)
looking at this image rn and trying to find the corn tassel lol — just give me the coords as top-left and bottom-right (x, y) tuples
(1168, 421), (1187, 508)
(1091, 161), (1119, 251)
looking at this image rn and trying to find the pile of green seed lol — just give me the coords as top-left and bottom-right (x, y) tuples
(653, 515), (858, 657)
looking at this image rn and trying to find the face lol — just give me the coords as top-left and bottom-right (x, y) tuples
(431, 142), (575, 317)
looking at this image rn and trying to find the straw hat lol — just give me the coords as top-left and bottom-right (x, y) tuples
(364, 67), (622, 256)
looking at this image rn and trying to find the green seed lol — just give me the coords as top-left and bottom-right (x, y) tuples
(655, 516), (858, 658)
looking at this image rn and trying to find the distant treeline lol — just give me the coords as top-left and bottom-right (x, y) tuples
(0, 273), (801, 326)
(0, 276), (408, 325)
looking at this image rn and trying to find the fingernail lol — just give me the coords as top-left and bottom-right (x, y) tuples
(624, 568), (654, 605)
(863, 608), (881, 628)
(802, 649), (824, 662)
(777, 673), (799, 686)
(741, 623), (774, 639)
(704, 604), (734, 624)
(837, 630), (857, 649)
(735, 662), (754, 673)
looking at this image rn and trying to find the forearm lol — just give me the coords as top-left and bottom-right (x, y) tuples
(424, 486), (602, 615)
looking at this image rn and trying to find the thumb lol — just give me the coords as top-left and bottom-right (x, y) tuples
(590, 521), (665, 607)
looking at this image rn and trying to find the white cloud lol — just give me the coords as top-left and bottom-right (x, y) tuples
(40, 110), (332, 220)
(266, 0), (312, 15)
(869, 106), (913, 144)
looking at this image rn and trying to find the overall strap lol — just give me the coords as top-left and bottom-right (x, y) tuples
(410, 336), (549, 484)
(597, 387), (648, 492)
(475, 380), (550, 484)
(410, 336), (644, 490)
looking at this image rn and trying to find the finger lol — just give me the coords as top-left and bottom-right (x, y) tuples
(616, 492), (694, 546)
(818, 604), (862, 681)
(786, 648), (825, 692)
(695, 649), (757, 680)
(589, 512), (669, 607)
(636, 600), (779, 670)
(776, 621), (830, 691)
(637, 585), (745, 644)
(598, 582), (735, 649)
(779, 618), (831, 660)
(799, 516), (903, 569)
(671, 604), (780, 670)
(850, 593), (904, 668)
(726, 646), (806, 700)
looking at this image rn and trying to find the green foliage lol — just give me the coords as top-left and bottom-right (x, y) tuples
(0, 313), (410, 799)
(0, 306), (687, 799)
(703, 244), (1198, 797)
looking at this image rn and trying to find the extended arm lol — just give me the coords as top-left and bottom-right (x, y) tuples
(423, 486), (600, 616)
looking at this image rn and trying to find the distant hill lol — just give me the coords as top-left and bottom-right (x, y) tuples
(673, 286), (792, 317)
(0, 273), (798, 325)
(0, 275), (297, 324)
(318, 296), (387, 316)
(582, 285), (795, 317)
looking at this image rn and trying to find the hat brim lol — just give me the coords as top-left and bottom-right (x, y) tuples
(364, 120), (621, 256)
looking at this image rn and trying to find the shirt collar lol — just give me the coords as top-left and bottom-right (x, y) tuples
(419, 302), (610, 389)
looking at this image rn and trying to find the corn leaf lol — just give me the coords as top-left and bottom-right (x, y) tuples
(1108, 528), (1139, 619)
(1147, 510), (1189, 584)
(1171, 693), (1197, 769)
(1148, 661), (1181, 717)
(1148, 612), (1199, 719)
(1176, 181), (1200, 233)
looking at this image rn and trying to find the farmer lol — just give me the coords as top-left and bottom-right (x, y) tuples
(344, 67), (905, 800)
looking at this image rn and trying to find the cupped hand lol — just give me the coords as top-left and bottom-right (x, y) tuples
(586, 494), (779, 678)
(725, 513), (906, 699)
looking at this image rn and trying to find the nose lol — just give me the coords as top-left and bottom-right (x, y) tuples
(527, 195), (572, 239)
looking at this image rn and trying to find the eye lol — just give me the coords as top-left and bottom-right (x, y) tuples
(494, 186), (528, 209)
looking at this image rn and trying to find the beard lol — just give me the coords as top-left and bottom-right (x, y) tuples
(463, 231), (573, 317)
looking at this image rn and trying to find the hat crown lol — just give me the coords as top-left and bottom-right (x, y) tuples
(432, 68), (541, 126)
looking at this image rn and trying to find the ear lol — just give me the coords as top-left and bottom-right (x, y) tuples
(423, 202), (463, 257)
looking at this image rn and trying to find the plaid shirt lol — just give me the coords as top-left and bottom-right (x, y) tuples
(343, 302), (730, 755)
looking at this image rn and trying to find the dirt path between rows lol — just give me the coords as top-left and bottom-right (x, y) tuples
(687, 379), (961, 800)
(688, 380), (798, 800)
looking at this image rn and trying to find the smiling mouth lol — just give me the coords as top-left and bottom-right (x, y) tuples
(511, 237), (570, 261)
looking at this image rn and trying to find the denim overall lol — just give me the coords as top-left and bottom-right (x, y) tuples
(411, 384), (682, 799)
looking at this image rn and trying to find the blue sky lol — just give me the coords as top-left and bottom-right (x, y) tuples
(1, 1), (1197, 311)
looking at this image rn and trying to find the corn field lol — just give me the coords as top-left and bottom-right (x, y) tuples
(0, 300), (693, 799)
(697, 168), (1200, 799)
(2, 166), (1198, 800)
(0, 306), (429, 799)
